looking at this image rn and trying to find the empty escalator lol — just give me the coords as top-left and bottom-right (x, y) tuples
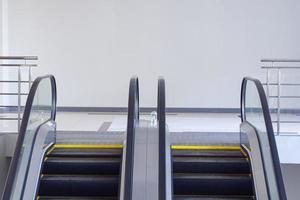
(37, 145), (123, 199)
(172, 146), (254, 200)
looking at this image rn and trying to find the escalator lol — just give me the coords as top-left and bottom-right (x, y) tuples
(2, 75), (287, 200)
(172, 146), (254, 200)
(158, 77), (287, 200)
(2, 75), (138, 200)
(38, 145), (123, 199)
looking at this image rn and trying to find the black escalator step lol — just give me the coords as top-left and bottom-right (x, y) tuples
(174, 195), (253, 200)
(38, 197), (117, 200)
(172, 150), (244, 158)
(39, 175), (119, 196)
(173, 157), (250, 174)
(43, 157), (121, 175)
(173, 174), (253, 196)
(49, 148), (122, 158)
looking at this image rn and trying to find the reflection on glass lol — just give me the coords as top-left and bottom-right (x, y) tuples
(245, 81), (266, 132)
(10, 78), (53, 200)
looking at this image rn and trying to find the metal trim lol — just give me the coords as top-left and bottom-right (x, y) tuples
(158, 77), (167, 200)
(261, 59), (300, 62)
(122, 76), (139, 200)
(0, 56), (38, 60)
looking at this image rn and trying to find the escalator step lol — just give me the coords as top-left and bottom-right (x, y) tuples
(49, 148), (122, 158)
(173, 174), (253, 196)
(38, 197), (117, 200)
(172, 150), (244, 158)
(173, 157), (249, 174)
(174, 195), (254, 200)
(39, 175), (119, 196)
(43, 157), (121, 175)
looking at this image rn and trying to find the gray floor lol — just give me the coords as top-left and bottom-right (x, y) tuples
(281, 164), (300, 200)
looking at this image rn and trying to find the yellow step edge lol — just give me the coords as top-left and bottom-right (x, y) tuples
(54, 144), (123, 149)
(240, 148), (249, 158)
(171, 145), (241, 151)
(46, 145), (56, 156)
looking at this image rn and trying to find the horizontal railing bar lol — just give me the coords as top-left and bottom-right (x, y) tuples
(0, 56), (38, 60)
(272, 121), (300, 123)
(0, 80), (30, 83)
(0, 106), (25, 107)
(0, 132), (18, 135)
(0, 64), (37, 67)
(262, 66), (300, 69)
(0, 114), (21, 117)
(278, 133), (300, 136)
(269, 96), (300, 98)
(261, 59), (300, 63)
(0, 117), (21, 120)
(0, 93), (28, 95)
(262, 83), (300, 86)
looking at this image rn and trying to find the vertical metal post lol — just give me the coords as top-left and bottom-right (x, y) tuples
(28, 66), (32, 90)
(277, 68), (281, 135)
(17, 66), (21, 131)
(266, 68), (270, 103)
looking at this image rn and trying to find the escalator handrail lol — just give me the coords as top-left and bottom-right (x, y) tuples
(2, 75), (57, 199)
(123, 76), (139, 200)
(240, 77), (287, 200)
(158, 77), (166, 200)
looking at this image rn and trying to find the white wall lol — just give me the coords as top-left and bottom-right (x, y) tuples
(5, 0), (300, 108)
(0, 0), (2, 55)
(0, 0), (3, 109)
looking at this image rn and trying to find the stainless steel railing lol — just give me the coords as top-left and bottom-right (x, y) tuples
(261, 59), (300, 135)
(0, 56), (38, 133)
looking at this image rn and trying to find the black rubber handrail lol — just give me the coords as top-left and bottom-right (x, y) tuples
(240, 77), (287, 200)
(123, 76), (139, 200)
(2, 75), (57, 200)
(158, 77), (166, 200)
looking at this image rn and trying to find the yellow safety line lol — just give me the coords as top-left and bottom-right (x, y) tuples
(240, 148), (249, 158)
(46, 145), (56, 156)
(54, 144), (123, 149)
(171, 145), (241, 151)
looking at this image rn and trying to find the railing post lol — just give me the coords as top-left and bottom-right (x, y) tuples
(17, 66), (21, 131)
(277, 68), (281, 135)
(266, 68), (270, 103)
(28, 66), (32, 90)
